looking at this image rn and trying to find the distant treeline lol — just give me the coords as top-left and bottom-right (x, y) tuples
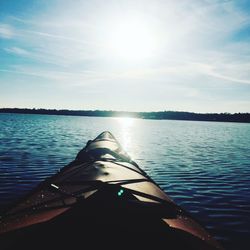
(0, 108), (250, 123)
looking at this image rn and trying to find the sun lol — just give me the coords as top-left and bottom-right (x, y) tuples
(104, 18), (157, 62)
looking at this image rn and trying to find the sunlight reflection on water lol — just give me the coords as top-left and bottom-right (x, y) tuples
(115, 117), (135, 151)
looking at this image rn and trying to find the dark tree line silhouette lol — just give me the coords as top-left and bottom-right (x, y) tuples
(0, 108), (250, 123)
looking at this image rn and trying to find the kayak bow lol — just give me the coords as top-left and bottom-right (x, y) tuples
(0, 131), (222, 249)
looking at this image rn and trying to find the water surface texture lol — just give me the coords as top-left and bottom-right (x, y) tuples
(0, 113), (250, 249)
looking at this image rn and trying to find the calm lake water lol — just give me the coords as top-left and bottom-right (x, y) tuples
(0, 113), (250, 249)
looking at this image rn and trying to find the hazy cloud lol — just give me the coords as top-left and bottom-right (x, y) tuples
(0, 23), (14, 38)
(4, 47), (29, 56)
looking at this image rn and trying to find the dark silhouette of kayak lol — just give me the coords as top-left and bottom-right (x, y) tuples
(0, 131), (223, 249)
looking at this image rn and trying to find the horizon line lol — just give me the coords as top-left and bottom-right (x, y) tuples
(1, 107), (249, 115)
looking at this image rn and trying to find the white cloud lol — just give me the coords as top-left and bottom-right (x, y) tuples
(4, 47), (30, 56)
(206, 68), (250, 85)
(0, 65), (116, 86)
(7, 1), (250, 67)
(0, 24), (14, 38)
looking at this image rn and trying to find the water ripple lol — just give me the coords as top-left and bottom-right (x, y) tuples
(0, 114), (250, 249)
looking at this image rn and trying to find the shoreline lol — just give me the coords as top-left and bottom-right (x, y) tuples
(0, 108), (250, 123)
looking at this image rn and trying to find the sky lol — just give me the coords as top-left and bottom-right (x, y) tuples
(0, 0), (250, 113)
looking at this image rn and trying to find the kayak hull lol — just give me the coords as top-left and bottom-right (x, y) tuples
(0, 132), (222, 249)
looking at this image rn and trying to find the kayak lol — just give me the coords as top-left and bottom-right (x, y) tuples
(0, 131), (222, 249)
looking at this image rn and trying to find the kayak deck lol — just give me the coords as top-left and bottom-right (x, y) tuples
(0, 132), (222, 249)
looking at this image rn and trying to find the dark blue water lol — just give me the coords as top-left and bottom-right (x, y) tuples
(0, 113), (250, 249)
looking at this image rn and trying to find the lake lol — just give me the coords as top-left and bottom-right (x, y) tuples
(0, 113), (249, 249)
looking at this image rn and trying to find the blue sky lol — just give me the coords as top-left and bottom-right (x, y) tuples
(0, 0), (250, 113)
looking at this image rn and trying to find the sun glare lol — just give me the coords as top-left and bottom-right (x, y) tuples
(104, 18), (157, 62)
(118, 117), (135, 127)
